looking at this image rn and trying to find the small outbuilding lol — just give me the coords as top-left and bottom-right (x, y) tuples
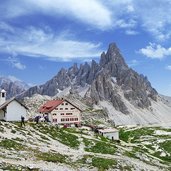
(98, 128), (119, 140)
(0, 89), (28, 121)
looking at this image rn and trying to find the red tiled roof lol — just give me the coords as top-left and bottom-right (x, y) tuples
(38, 100), (64, 113)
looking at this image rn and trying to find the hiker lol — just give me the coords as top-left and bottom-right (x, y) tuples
(21, 116), (25, 127)
(35, 115), (40, 124)
(44, 115), (49, 122)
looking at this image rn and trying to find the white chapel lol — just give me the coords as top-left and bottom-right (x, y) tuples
(0, 89), (28, 121)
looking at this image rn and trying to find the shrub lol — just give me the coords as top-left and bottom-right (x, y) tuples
(36, 152), (68, 163)
(0, 139), (25, 150)
(92, 157), (117, 170)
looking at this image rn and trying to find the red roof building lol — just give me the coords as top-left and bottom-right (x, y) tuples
(38, 99), (82, 126)
(38, 100), (63, 113)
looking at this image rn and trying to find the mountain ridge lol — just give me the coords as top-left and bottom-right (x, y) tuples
(20, 43), (158, 115)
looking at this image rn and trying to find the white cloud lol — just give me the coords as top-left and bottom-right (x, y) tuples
(0, 25), (103, 61)
(131, 0), (171, 41)
(2, 46), (26, 70)
(13, 62), (26, 70)
(139, 43), (171, 59)
(127, 4), (134, 12)
(0, 22), (14, 32)
(0, 0), (136, 32)
(105, 0), (171, 40)
(115, 19), (136, 29)
(1, 0), (171, 41)
(166, 65), (171, 71)
(2, 0), (112, 30)
(125, 29), (138, 35)
(7, 57), (26, 70)
(128, 59), (139, 67)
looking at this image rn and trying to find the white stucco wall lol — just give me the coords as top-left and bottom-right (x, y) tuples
(6, 100), (27, 121)
(51, 100), (81, 124)
(0, 110), (5, 120)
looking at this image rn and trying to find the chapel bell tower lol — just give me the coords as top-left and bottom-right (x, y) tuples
(0, 89), (6, 105)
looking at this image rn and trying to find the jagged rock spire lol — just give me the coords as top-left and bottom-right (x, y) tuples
(100, 43), (128, 68)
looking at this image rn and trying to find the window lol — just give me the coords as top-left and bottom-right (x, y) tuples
(71, 108), (75, 110)
(56, 108), (58, 110)
(71, 118), (76, 121)
(65, 103), (68, 105)
(2, 93), (5, 98)
(53, 119), (57, 122)
(61, 103), (64, 105)
(69, 118), (78, 121)
(61, 118), (70, 122)
(60, 108), (63, 110)
(65, 108), (68, 110)
(61, 113), (64, 115)
(53, 113), (57, 116)
(66, 113), (72, 115)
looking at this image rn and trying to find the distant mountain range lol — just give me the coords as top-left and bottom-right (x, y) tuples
(0, 76), (30, 99)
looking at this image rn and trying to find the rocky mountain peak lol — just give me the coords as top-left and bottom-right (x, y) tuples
(108, 42), (119, 53)
(68, 63), (79, 79)
(100, 43), (128, 69)
(87, 43), (158, 112)
(20, 42), (158, 114)
(69, 63), (78, 73)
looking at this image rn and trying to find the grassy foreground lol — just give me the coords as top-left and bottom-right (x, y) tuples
(0, 121), (171, 170)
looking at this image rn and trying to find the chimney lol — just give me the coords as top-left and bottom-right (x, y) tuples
(0, 89), (6, 105)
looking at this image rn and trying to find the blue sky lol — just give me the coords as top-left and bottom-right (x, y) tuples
(0, 0), (171, 96)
